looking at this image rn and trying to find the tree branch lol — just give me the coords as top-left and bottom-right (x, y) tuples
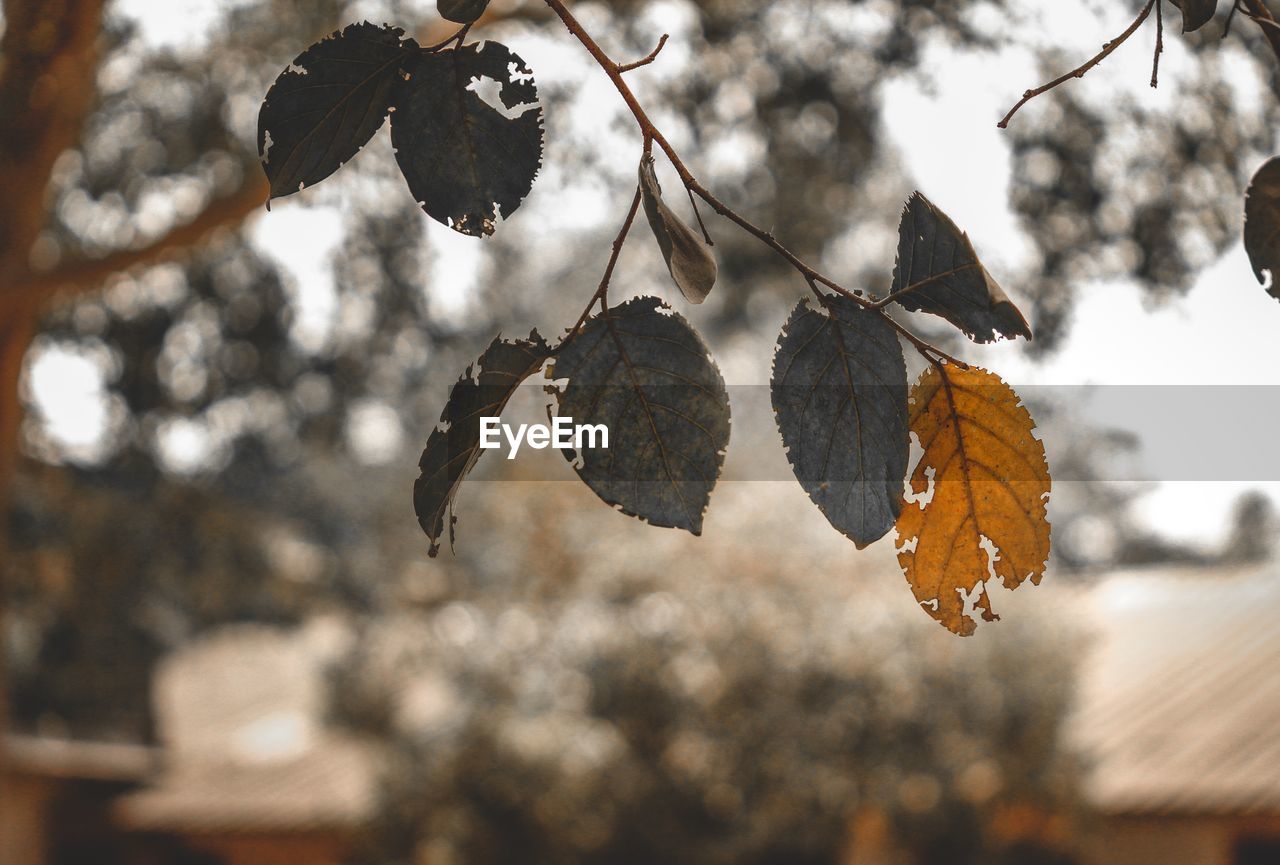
(1151, 0), (1165, 88)
(618, 33), (669, 73)
(541, 0), (975, 366)
(11, 174), (269, 304)
(0, 0), (107, 287)
(542, 0), (865, 302)
(998, 0), (1156, 129)
(0, 3), (106, 828)
(559, 185), (643, 348)
(1241, 0), (1280, 68)
(865, 265), (983, 310)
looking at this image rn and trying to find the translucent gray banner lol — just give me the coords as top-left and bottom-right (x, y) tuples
(456, 384), (1277, 482)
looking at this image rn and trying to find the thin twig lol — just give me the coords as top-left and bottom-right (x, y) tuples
(1241, 4), (1280, 30)
(541, 0), (981, 365)
(1240, 0), (1280, 77)
(1151, 0), (1164, 88)
(422, 23), (472, 52)
(880, 305), (969, 368)
(998, 0), (1156, 129)
(618, 33), (669, 72)
(808, 278), (968, 369)
(685, 186), (714, 245)
(542, 0), (867, 300)
(557, 185), (643, 349)
(1225, 0), (1242, 37)
(895, 326), (968, 369)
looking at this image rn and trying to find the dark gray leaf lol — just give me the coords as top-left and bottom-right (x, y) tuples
(771, 295), (909, 548)
(438, 0), (490, 23)
(1245, 156), (1280, 300)
(391, 42), (544, 236)
(1171, 0), (1216, 32)
(639, 156), (717, 304)
(414, 331), (550, 557)
(550, 296), (730, 534)
(257, 22), (412, 201)
(891, 192), (1032, 343)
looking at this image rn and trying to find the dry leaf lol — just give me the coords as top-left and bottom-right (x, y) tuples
(895, 364), (1050, 636)
(414, 331), (550, 556)
(550, 296), (730, 534)
(639, 156), (717, 304)
(771, 295), (909, 548)
(1171, 0), (1216, 32)
(391, 42), (543, 236)
(438, 0), (490, 23)
(257, 23), (411, 201)
(892, 192), (1031, 343)
(1244, 156), (1280, 300)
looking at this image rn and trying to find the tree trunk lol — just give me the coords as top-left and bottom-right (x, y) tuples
(0, 2), (454, 854)
(0, 301), (37, 858)
(0, 1), (105, 857)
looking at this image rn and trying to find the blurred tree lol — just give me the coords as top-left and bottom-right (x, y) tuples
(329, 477), (1083, 865)
(1221, 489), (1276, 563)
(3, 0), (1280, 861)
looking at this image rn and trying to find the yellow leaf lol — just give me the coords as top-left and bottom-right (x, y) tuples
(894, 364), (1050, 636)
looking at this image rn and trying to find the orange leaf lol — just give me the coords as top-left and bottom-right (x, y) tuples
(894, 364), (1050, 636)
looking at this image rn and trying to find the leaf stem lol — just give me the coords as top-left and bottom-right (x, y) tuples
(806, 278), (968, 369)
(541, 0), (963, 365)
(865, 264), (983, 310)
(997, 0), (1156, 129)
(422, 23), (472, 53)
(1226, 0), (1242, 36)
(557, 185), (643, 350)
(1240, 0), (1280, 67)
(618, 33), (669, 72)
(1151, 0), (1164, 88)
(541, 0), (854, 295)
(685, 186), (714, 245)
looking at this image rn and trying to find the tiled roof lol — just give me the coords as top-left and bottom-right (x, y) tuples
(6, 734), (157, 783)
(112, 734), (380, 834)
(1067, 562), (1280, 816)
(31, 563), (1280, 832)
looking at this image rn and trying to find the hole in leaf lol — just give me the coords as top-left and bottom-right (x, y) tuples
(507, 61), (533, 84)
(958, 580), (987, 625)
(467, 74), (540, 120)
(979, 535), (1001, 587)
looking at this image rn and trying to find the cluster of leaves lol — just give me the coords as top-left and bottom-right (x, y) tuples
(1168, 2), (1280, 300)
(259, 7), (1052, 636)
(994, 1), (1280, 314)
(257, 18), (543, 236)
(405, 188), (1051, 636)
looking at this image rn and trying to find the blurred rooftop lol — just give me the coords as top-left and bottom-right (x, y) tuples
(8, 559), (1280, 864)
(1068, 560), (1280, 818)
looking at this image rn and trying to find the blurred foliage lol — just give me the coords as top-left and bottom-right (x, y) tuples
(331, 474), (1082, 865)
(5, 458), (351, 739)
